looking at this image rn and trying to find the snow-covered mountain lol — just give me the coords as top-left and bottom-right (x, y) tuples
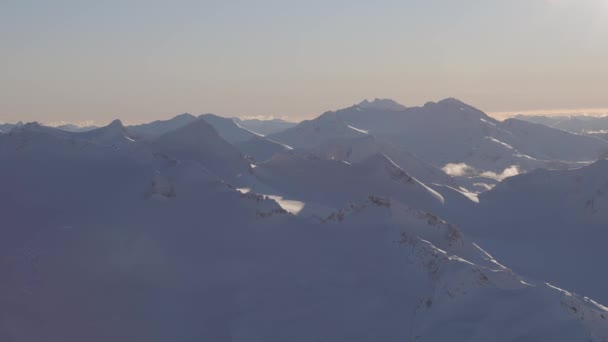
(128, 113), (198, 139)
(455, 159), (608, 303)
(1, 127), (606, 341)
(310, 135), (456, 187)
(0, 122), (23, 133)
(357, 98), (407, 111)
(592, 132), (608, 142)
(200, 114), (262, 144)
(143, 118), (252, 185)
(10, 122), (76, 139)
(269, 99), (608, 188)
(55, 123), (98, 132)
(234, 135), (291, 162)
(7, 120), (137, 148)
(495, 118), (607, 161)
(340, 98), (607, 167)
(72, 119), (136, 147)
(516, 114), (608, 136)
(267, 111), (367, 149)
(0, 124), (10, 133)
(200, 114), (291, 162)
(233, 117), (297, 135)
(4, 99), (608, 341)
(1, 121), (95, 134)
(252, 152), (446, 216)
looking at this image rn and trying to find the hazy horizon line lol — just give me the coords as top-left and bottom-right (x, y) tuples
(3, 106), (608, 128)
(487, 108), (608, 120)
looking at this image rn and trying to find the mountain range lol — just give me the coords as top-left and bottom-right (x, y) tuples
(2, 98), (608, 341)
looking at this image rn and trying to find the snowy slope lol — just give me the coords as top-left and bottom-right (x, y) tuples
(357, 98), (407, 111)
(200, 114), (261, 143)
(517, 114), (608, 135)
(233, 117), (297, 135)
(10, 122), (75, 139)
(143, 119), (252, 185)
(72, 119), (136, 147)
(592, 132), (608, 143)
(348, 99), (607, 167)
(8, 120), (137, 148)
(275, 99), (607, 178)
(310, 135), (456, 186)
(4, 105), (608, 341)
(322, 198), (608, 341)
(252, 151), (447, 217)
(496, 118), (608, 161)
(234, 136), (291, 162)
(55, 123), (98, 132)
(0, 122), (22, 133)
(0, 131), (606, 341)
(200, 114), (291, 162)
(456, 160), (608, 303)
(267, 111), (367, 149)
(128, 113), (198, 139)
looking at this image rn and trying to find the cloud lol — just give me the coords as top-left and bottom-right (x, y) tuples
(488, 108), (608, 120)
(45, 120), (97, 128)
(480, 166), (521, 181)
(442, 163), (520, 181)
(238, 115), (294, 122)
(473, 183), (494, 191)
(238, 115), (276, 121)
(442, 163), (477, 177)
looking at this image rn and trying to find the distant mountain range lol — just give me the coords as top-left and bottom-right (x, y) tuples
(2, 98), (608, 341)
(516, 114), (608, 142)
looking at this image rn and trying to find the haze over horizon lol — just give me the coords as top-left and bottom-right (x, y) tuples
(2, 0), (608, 124)
(4, 100), (608, 128)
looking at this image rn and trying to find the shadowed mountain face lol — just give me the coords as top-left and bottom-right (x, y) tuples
(144, 119), (252, 185)
(3, 99), (608, 341)
(56, 123), (98, 132)
(72, 119), (136, 147)
(310, 135), (456, 187)
(6, 120), (137, 148)
(266, 111), (367, 149)
(0, 122), (22, 133)
(453, 159), (608, 303)
(128, 113), (199, 139)
(199, 114), (260, 144)
(268, 99), (608, 175)
(516, 114), (608, 135)
(1, 126), (607, 341)
(233, 117), (297, 136)
(234, 136), (290, 162)
(200, 114), (291, 162)
(357, 98), (407, 111)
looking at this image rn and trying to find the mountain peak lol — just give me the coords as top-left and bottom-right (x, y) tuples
(174, 113), (196, 120)
(128, 113), (200, 139)
(23, 121), (43, 129)
(437, 97), (467, 106)
(17, 122), (57, 134)
(172, 118), (217, 137)
(107, 119), (124, 129)
(357, 98), (407, 111)
(423, 98), (491, 119)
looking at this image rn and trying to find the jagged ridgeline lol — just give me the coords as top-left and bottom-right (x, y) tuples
(2, 99), (608, 341)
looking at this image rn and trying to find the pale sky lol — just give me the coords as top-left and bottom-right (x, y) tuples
(2, 0), (608, 124)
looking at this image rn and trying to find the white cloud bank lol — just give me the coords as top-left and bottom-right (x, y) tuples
(442, 163), (521, 181)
